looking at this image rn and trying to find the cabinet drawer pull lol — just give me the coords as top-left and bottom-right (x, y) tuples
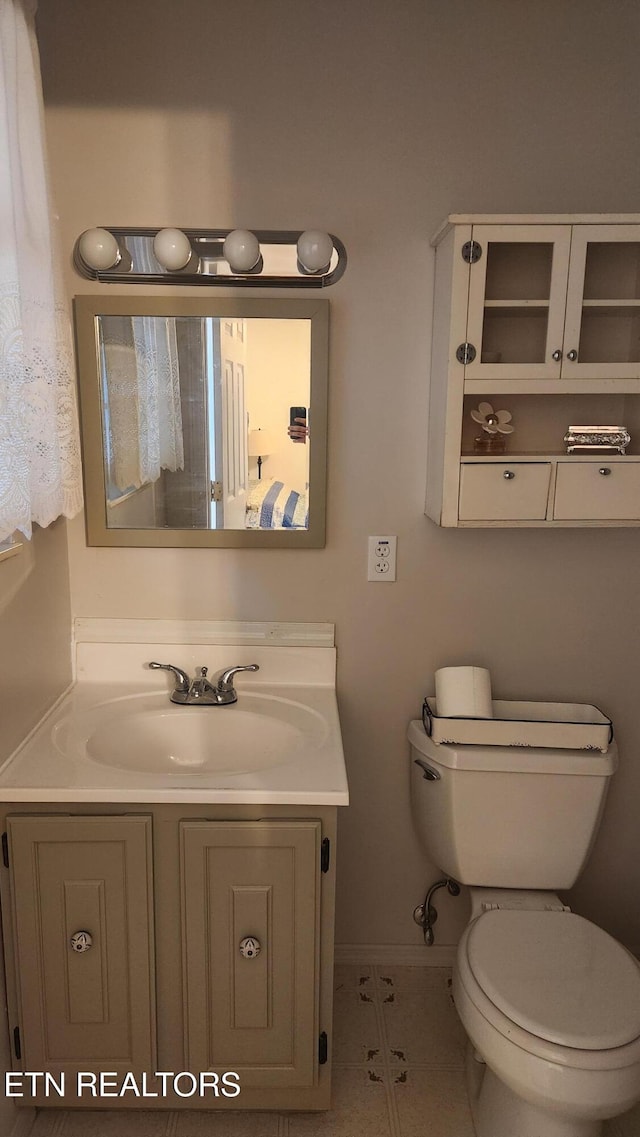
(503, 470), (515, 480)
(599, 467), (612, 476)
(567, 349), (578, 361)
(70, 931), (93, 953)
(239, 936), (261, 959)
(551, 349), (562, 361)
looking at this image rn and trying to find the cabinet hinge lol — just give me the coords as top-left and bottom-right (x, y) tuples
(13, 1027), (21, 1061)
(456, 342), (476, 365)
(2, 833), (8, 868)
(318, 1031), (328, 1065)
(320, 837), (330, 873)
(461, 239), (482, 264)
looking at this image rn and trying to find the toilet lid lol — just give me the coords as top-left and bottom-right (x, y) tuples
(466, 909), (640, 1050)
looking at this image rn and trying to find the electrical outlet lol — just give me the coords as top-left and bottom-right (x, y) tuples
(367, 535), (397, 582)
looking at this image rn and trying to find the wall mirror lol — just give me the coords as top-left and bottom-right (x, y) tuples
(74, 296), (328, 547)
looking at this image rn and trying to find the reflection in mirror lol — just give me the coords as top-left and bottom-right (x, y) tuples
(74, 298), (328, 548)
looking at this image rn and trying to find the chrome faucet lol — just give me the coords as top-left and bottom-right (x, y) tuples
(148, 662), (259, 705)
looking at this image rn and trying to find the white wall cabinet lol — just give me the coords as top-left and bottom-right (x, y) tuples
(0, 804), (336, 1112)
(427, 214), (640, 526)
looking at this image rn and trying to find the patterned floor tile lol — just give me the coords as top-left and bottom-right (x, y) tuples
(28, 1112), (65, 1137)
(332, 964), (383, 1064)
(174, 1111), (281, 1135)
(377, 967), (467, 1068)
(392, 1068), (474, 1137)
(287, 1067), (394, 1137)
(49, 1110), (171, 1136)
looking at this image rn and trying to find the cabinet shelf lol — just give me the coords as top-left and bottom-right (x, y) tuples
(464, 379), (640, 395)
(461, 452), (634, 462)
(484, 300), (550, 309)
(582, 299), (640, 308)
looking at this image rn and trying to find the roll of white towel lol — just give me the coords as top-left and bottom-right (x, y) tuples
(435, 666), (493, 719)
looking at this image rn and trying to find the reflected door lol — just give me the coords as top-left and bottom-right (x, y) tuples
(218, 318), (249, 527)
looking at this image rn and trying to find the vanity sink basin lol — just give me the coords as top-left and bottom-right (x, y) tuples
(0, 634), (349, 805)
(87, 700), (322, 776)
(54, 691), (328, 778)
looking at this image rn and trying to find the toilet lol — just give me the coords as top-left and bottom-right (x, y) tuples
(408, 721), (640, 1137)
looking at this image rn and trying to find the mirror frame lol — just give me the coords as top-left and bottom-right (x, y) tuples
(74, 295), (329, 548)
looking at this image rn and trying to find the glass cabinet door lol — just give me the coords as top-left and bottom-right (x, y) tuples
(563, 226), (640, 379)
(464, 225), (572, 380)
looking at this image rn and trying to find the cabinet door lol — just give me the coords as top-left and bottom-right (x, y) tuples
(465, 225), (571, 380)
(6, 815), (155, 1076)
(181, 820), (321, 1088)
(563, 225), (640, 379)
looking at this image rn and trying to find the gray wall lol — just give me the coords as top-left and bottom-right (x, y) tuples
(36, 0), (640, 950)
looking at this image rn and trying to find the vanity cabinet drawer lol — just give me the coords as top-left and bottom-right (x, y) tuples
(459, 462), (551, 521)
(553, 461), (640, 520)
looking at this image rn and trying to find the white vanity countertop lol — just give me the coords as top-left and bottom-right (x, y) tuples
(0, 634), (349, 806)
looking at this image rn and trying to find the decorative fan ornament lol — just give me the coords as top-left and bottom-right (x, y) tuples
(471, 402), (514, 435)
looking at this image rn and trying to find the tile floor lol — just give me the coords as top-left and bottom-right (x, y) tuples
(28, 963), (640, 1137)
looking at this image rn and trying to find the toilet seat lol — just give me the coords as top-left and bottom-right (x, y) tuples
(464, 908), (640, 1051)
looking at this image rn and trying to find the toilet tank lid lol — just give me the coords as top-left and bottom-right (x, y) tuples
(408, 721), (618, 776)
(466, 909), (640, 1050)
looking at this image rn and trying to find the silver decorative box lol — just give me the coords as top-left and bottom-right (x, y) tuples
(564, 425), (630, 454)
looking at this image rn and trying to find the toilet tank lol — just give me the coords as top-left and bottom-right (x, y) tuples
(408, 721), (618, 889)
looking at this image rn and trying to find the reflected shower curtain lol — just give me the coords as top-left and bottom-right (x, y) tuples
(100, 316), (185, 493)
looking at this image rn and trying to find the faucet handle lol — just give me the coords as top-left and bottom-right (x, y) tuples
(217, 664), (260, 691)
(148, 661), (191, 693)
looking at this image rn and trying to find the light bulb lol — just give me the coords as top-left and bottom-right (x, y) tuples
(297, 230), (334, 274)
(153, 228), (193, 271)
(77, 228), (121, 271)
(223, 229), (261, 273)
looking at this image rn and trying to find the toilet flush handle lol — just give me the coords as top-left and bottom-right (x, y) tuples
(414, 758), (440, 781)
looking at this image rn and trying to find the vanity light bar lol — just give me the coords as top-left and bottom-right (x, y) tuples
(74, 227), (347, 288)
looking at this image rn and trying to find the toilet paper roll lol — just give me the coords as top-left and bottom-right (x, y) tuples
(435, 666), (493, 719)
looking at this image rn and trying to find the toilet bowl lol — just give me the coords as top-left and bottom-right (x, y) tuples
(453, 897), (640, 1137)
(407, 723), (640, 1136)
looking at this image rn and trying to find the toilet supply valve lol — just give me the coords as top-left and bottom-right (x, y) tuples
(413, 877), (461, 946)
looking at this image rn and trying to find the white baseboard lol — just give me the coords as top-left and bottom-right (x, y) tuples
(335, 943), (457, 967)
(7, 1109), (36, 1137)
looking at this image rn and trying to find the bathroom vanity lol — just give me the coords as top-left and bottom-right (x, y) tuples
(0, 621), (348, 1111)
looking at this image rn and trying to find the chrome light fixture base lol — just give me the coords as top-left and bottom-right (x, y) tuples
(74, 227), (347, 288)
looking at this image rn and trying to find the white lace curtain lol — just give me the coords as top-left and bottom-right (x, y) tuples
(0, 0), (83, 542)
(100, 316), (184, 493)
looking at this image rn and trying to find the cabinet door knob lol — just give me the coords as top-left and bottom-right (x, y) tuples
(503, 470), (515, 480)
(598, 467), (612, 476)
(70, 931), (93, 953)
(566, 349), (578, 361)
(551, 349), (562, 361)
(239, 936), (261, 959)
